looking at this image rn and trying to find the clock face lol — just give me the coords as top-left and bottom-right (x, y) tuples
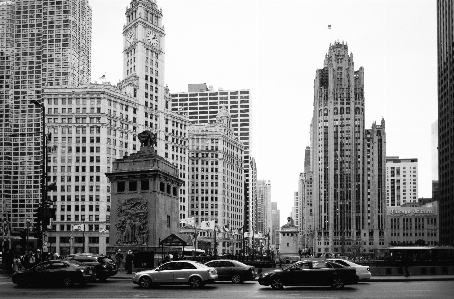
(147, 31), (159, 48)
(127, 30), (135, 45)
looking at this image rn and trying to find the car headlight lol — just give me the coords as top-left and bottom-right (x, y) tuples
(260, 272), (273, 278)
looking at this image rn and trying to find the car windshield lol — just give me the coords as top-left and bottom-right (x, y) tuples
(66, 260), (85, 266)
(193, 262), (208, 268)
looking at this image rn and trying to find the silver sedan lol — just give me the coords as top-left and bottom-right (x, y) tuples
(132, 260), (218, 288)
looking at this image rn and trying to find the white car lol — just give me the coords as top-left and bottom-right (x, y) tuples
(328, 259), (371, 281)
(132, 260), (218, 288)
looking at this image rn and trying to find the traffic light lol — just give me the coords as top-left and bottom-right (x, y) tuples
(19, 229), (27, 252)
(42, 207), (56, 230)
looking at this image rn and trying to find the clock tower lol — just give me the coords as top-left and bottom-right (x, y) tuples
(120, 0), (167, 152)
(119, 0), (190, 224)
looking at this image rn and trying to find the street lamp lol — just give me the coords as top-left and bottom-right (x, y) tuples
(26, 219), (31, 250)
(31, 99), (46, 250)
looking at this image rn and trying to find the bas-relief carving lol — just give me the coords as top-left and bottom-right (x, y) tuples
(116, 197), (149, 245)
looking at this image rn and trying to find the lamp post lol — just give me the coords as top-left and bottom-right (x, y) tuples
(31, 99), (46, 251)
(26, 219), (30, 250)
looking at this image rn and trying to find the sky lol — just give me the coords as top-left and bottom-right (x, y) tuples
(90, 0), (437, 225)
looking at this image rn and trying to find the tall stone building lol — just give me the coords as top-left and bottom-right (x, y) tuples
(271, 201), (280, 250)
(310, 42), (386, 255)
(256, 180), (271, 236)
(386, 156), (418, 207)
(41, 0), (188, 254)
(118, 0), (189, 221)
(170, 84), (252, 234)
(249, 157), (257, 245)
(0, 0), (92, 238)
(437, 0), (454, 246)
(187, 107), (244, 254)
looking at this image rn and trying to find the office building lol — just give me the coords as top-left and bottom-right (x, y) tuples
(187, 107), (244, 254)
(256, 180), (271, 236)
(0, 0), (92, 242)
(432, 120), (439, 201)
(310, 41), (386, 255)
(387, 201), (439, 246)
(386, 157), (418, 207)
(437, 0), (454, 246)
(271, 201), (280, 250)
(118, 0), (189, 222)
(249, 157), (257, 245)
(170, 84), (252, 233)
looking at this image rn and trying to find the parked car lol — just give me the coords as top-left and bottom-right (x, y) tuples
(327, 258), (372, 281)
(63, 254), (117, 281)
(133, 260), (218, 288)
(12, 260), (92, 287)
(204, 259), (256, 283)
(258, 260), (358, 289)
(65, 260), (97, 283)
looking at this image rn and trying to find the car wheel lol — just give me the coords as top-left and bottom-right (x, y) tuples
(62, 277), (74, 288)
(16, 277), (27, 288)
(189, 277), (203, 288)
(231, 274), (242, 284)
(331, 277), (344, 289)
(138, 276), (152, 289)
(96, 273), (107, 282)
(270, 277), (284, 289)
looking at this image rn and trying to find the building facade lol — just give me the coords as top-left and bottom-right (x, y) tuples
(256, 180), (271, 237)
(187, 107), (244, 254)
(386, 157), (418, 207)
(0, 0), (92, 244)
(43, 83), (139, 255)
(249, 157), (257, 246)
(271, 201), (280, 250)
(437, 0), (454, 246)
(387, 201), (439, 246)
(170, 84), (252, 233)
(310, 41), (386, 255)
(118, 0), (190, 222)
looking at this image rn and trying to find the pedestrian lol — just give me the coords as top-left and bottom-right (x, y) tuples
(125, 250), (134, 274)
(13, 254), (22, 272)
(115, 249), (124, 270)
(28, 252), (36, 268)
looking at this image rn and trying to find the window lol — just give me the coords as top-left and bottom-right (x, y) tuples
(141, 180), (149, 191)
(129, 181), (137, 192)
(117, 181), (125, 192)
(167, 215), (170, 228)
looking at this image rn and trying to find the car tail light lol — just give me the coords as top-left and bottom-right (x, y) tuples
(367, 267), (370, 271)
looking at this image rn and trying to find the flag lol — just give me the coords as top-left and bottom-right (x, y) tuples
(200, 220), (215, 230)
(180, 217), (195, 226)
(73, 224), (84, 231)
(223, 225), (230, 233)
(244, 232), (250, 238)
(328, 25), (331, 29)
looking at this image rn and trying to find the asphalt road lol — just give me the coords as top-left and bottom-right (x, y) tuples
(0, 277), (453, 299)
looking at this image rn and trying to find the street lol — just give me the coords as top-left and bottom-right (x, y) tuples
(0, 277), (453, 299)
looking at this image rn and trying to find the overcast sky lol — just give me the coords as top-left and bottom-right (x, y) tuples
(90, 0), (437, 224)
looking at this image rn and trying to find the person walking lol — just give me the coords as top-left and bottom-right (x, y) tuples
(13, 254), (22, 272)
(125, 250), (134, 274)
(115, 249), (124, 270)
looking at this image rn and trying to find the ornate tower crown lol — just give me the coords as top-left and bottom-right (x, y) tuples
(216, 106), (231, 128)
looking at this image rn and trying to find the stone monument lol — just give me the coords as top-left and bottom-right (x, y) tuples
(105, 131), (183, 253)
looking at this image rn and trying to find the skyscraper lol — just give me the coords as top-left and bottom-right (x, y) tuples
(170, 84), (252, 232)
(118, 0), (189, 221)
(386, 156), (418, 207)
(187, 107), (244, 254)
(437, 0), (453, 246)
(0, 0), (92, 237)
(310, 42), (386, 255)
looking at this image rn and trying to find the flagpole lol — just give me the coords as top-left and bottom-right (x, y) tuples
(82, 223), (85, 253)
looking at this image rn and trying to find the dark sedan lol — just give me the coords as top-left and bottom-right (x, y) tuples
(205, 260), (256, 283)
(64, 254), (117, 281)
(12, 260), (92, 287)
(258, 260), (358, 289)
